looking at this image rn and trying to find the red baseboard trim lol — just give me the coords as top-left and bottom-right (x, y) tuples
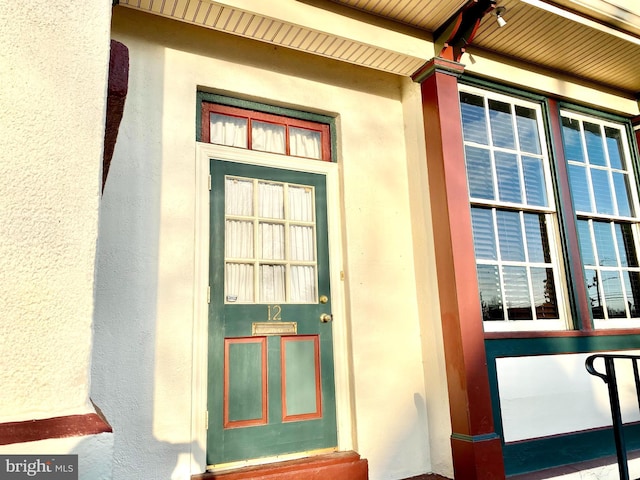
(0, 413), (112, 446)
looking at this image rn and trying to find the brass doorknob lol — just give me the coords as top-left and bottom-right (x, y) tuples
(320, 313), (333, 323)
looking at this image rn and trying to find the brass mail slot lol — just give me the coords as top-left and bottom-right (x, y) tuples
(252, 322), (297, 336)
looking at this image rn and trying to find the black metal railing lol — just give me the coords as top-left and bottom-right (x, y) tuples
(586, 353), (640, 480)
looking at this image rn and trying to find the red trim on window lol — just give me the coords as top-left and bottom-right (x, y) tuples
(0, 412), (112, 446)
(201, 102), (331, 161)
(547, 99), (593, 331)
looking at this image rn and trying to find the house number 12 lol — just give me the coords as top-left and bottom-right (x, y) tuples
(267, 305), (282, 321)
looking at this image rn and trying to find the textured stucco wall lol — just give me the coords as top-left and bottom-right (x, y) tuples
(93, 7), (436, 480)
(0, 2), (111, 421)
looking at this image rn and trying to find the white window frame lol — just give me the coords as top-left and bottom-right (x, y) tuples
(459, 84), (570, 332)
(561, 109), (640, 329)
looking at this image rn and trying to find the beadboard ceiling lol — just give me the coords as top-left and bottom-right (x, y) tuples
(119, 0), (640, 97)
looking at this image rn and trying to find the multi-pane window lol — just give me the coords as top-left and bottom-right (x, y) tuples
(561, 112), (640, 326)
(459, 86), (566, 331)
(224, 176), (318, 304)
(201, 103), (331, 161)
(460, 84), (640, 331)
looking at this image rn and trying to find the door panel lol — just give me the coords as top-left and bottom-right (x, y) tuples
(207, 160), (337, 466)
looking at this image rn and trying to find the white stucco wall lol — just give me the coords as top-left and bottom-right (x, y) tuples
(0, 2), (110, 422)
(93, 7), (438, 480)
(0, 434), (114, 480)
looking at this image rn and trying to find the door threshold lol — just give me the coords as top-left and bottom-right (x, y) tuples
(195, 450), (367, 480)
(207, 447), (338, 473)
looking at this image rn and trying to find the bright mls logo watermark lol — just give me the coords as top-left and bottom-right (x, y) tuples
(0, 455), (77, 479)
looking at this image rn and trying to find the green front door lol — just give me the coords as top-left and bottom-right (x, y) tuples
(207, 159), (337, 466)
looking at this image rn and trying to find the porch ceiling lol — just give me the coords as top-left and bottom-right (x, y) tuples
(118, 0), (640, 98)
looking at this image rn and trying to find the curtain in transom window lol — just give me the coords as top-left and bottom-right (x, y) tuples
(210, 113), (323, 160)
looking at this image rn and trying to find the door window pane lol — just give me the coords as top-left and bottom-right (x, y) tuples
(226, 263), (254, 303)
(226, 220), (254, 258)
(290, 266), (317, 303)
(226, 178), (254, 215)
(289, 186), (314, 222)
(259, 223), (285, 260)
(260, 265), (286, 302)
(258, 182), (284, 219)
(225, 176), (318, 303)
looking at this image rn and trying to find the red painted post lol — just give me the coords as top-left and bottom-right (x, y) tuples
(412, 57), (506, 480)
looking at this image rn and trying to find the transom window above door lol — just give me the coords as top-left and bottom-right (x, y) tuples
(201, 102), (331, 161)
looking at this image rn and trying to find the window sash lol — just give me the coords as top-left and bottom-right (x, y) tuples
(561, 110), (640, 326)
(460, 85), (568, 332)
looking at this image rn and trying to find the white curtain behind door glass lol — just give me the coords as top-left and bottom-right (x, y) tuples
(260, 223), (284, 260)
(210, 114), (248, 148)
(260, 265), (286, 302)
(224, 179), (317, 303)
(252, 121), (286, 154)
(225, 263), (254, 302)
(291, 266), (316, 302)
(290, 225), (314, 261)
(258, 182), (284, 219)
(288, 186), (314, 222)
(225, 178), (253, 215)
(225, 220), (253, 258)
(289, 127), (322, 159)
